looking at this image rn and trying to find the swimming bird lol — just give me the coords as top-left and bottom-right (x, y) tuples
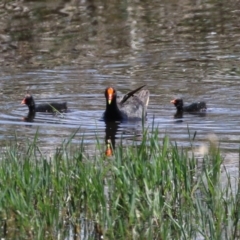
(21, 94), (67, 113)
(103, 85), (150, 121)
(170, 98), (207, 112)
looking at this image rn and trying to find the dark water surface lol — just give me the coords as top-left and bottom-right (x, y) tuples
(0, 0), (240, 169)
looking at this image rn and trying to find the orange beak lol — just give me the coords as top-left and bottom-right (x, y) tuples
(107, 88), (114, 105)
(21, 98), (26, 104)
(170, 99), (176, 104)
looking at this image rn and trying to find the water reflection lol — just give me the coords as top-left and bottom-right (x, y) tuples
(173, 111), (184, 121)
(104, 121), (145, 156)
(105, 139), (113, 157)
(173, 111), (207, 120)
(105, 121), (120, 151)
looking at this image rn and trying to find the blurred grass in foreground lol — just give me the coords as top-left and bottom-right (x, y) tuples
(0, 129), (239, 240)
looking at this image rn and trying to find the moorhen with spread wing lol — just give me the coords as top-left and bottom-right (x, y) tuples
(103, 85), (150, 121)
(170, 98), (207, 112)
(21, 94), (67, 113)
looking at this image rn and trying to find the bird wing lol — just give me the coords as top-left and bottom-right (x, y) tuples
(119, 85), (146, 104)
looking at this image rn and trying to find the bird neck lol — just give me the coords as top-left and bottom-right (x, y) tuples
(105, 98), (123, 121)
(28, 100), (36, 112)
(176, 105), (183, 111)
(106, 97), (118, 109)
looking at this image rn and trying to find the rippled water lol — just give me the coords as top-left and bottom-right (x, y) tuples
(0, 0), (240, 169)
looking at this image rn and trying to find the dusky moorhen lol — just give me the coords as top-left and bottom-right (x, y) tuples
(170, 98), (207, 112)
(103, 85), (150, 121)
(21, 94), (67, 113)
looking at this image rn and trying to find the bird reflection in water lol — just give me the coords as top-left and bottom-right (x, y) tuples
(171, 99), (207, 122)
(173, 111), (183, 120)
(105, 139), (113, 157)
(105, 121), (120, 157)
(173, 109), (207, 123)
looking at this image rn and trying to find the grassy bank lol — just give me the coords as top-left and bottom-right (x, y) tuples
(0, 130), (239, 239)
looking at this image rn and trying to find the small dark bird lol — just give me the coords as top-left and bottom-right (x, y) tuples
(21, 94), (67, 113)
(170, 98), (207, 112)
(103, 85), (150, 121)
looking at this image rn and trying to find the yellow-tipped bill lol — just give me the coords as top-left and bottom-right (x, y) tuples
(107, 87), (114, 105)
